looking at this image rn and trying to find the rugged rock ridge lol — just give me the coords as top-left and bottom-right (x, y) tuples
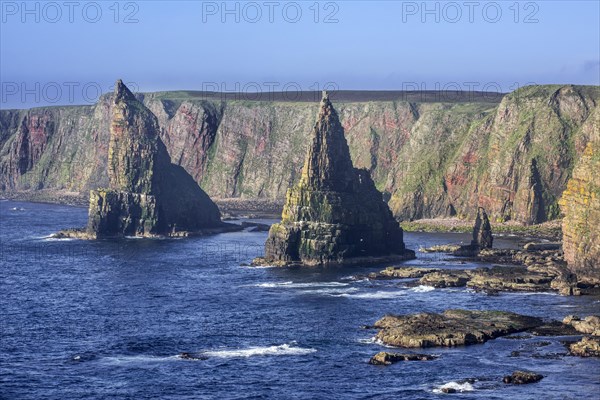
(86, 80), (222, 237)
(560, 138), (600, 285)
(1, 85), (598, 225)
(257, 92), (413, 266)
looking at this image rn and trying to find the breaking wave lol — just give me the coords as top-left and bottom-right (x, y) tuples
(202, 342), (316, 358)
(432, 381), (475, 394)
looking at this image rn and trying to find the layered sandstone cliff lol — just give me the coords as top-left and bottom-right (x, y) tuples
(1, 85), (598, 225)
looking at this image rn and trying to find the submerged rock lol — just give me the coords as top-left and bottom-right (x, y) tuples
(254, 92), (414, 266)
(503, 371), (543, 384)
(178, 352), (209, 361)
(372, 310), (543, 348)
(369, 351), (437, 365)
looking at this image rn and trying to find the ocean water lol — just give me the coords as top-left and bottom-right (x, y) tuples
(1, 200), (599, 400)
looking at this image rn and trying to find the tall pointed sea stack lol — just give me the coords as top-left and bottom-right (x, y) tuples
(472, 207), (493, 249)
(256, 92), (414, 266)
(85, 80), (223, 237)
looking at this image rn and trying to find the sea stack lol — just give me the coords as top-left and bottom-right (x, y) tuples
(472, 207), (493, 249)
(85, 80), (223, 237)
(453, 207), (493, 256)
(559, 139), (600, 286)
(255, 92), (414, 266)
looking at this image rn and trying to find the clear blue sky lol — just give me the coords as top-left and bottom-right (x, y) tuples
(1, 0), (599, 108)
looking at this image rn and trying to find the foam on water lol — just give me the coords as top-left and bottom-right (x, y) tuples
(240, 264), (278, 269)
(432, 381), (475, 393)
(202, 343), (316, 358)
(357, 336), (377, 344)
(301, 287), (359, 296)
(103, 354), (180, 364)
(254, 281), (349, 288)
(334, 290), (405, 299)
(410, 285), (436, 293)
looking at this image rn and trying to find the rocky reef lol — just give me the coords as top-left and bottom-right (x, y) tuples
(372, 310), (543, 348)
(563, 315), (600, 357)
(368, 352), (437, 365)
(255, 92), (414, 266)
(62, 80), (228, 238)
(502, 371), (543, 385)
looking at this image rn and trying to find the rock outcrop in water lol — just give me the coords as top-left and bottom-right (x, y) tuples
(453, 207), (493, 256)
(69, 80), (225, 238)
(472, 207), (493, 249)
(255, 92), (414, 266)
(372, 310), (543, 348)
(559, 138), (600, 286)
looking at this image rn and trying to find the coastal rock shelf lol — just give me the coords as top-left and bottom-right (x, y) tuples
(372, 310), (543, 348)
(254, 92), (414, 266)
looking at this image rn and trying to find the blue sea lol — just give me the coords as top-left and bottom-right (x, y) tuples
(1, 200), (599, 399)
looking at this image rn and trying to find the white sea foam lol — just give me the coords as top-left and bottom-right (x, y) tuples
(240, 264), (278, 269)
(301, 287), (359, 296)
(42, 237), (76, 242)
(410, 285), (436, 293)
(254, 281), (348, 288)
(357, 336), (377, 344)
(432, 381), (475, 394)
(334, 290), (405, 299)
(103, 354), (179, 363)
(202, 343), (316, 358)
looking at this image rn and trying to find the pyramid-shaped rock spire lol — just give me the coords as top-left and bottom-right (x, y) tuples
(83, 80), (224, 238)
(300, 91), (354, 191)
(108, 79), (160, 194)
(256, 92), (414, 266)
(472, 207), (493, 249)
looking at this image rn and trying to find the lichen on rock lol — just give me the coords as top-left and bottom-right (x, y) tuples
(255, 92), (414, 266)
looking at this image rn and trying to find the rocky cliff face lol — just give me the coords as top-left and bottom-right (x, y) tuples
(560, 137), (600, 285)
(259, 92), (412, 266)
(1, 85), (598, 225)
(85, 80), (222, 237)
